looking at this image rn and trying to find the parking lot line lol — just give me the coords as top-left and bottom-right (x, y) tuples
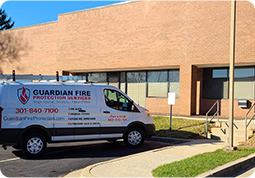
(0, 158), (20, 163)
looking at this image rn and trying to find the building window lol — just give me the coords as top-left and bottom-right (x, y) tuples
(127, 72), (146, 106)
(88, 73), (107, 84)
(120, 72), (126, 93)
(169, 70), (180, 97)
(147, 71), (168, 97)
(203, 66), (255, 100)
(73, 69), (180, 106)
(212, 69), (228, 78)
(234, 67), (255, 99)
(108, 72), (119, 88)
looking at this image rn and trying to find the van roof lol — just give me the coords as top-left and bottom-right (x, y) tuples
(0, 81), (113, 88)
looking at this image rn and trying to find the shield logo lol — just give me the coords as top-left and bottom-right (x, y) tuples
(17, 87), (30, 104)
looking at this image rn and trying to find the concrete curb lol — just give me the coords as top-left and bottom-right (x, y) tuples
(197, 153), (255, 177)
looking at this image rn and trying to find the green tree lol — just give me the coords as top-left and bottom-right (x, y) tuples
(0, 9), (14, 30)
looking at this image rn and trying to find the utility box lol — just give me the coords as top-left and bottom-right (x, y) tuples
(238, 99), (249, 109)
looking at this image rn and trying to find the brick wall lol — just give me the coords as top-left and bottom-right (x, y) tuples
(1, 1), (254, 117)
(1, 22), (58, 75)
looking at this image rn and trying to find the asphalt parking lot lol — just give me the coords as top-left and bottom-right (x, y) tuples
(0, 139), (186, 177)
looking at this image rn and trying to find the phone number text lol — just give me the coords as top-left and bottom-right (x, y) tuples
(16, 108), (59, 114)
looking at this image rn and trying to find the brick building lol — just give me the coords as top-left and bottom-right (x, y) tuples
(2, 1), (255, 118)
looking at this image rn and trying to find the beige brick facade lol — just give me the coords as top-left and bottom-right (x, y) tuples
(1, 1), (255, 118)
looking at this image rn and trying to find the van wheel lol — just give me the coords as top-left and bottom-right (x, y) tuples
(124, 128), (144, 147)
(22, 133), (46, 158)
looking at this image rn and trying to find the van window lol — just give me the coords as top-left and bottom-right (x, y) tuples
(104, 89), (139, 112)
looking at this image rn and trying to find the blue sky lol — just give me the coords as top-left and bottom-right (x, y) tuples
(1, 1), (123, 28)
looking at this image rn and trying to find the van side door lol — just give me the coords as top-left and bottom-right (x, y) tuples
(50, 85), (75, 141)
(72, 85), (100, 140)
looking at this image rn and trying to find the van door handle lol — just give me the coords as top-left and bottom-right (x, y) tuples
(103, 111), (110, 114)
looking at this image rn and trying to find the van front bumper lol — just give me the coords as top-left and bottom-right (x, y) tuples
(145, 124), (156, 138)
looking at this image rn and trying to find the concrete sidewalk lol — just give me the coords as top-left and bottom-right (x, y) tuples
(65, 139), (225, 177)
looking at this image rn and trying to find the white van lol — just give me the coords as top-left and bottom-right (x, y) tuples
(0, 82), (155, 157)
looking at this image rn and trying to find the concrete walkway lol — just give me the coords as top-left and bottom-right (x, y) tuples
(65, 139), (225, 177)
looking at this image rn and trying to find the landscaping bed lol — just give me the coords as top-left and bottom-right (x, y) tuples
(153, 116), (212, 139)
(152, 147), (255, 177)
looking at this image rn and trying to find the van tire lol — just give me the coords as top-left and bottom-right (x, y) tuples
(124, 128), (144, 147)
(22, 133), (46, 158)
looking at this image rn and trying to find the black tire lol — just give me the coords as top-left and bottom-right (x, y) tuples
(21, 133), (46, 158)
(107, 139), (118, 143)
(124, 128), (144, 147)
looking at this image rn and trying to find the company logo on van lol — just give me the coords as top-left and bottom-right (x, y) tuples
(17, 87), (30, 105)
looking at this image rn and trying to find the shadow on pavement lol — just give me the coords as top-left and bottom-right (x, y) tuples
(12, 136), (222, 160)
(12, 140), (184, 160)
(155, 129), (204, 139)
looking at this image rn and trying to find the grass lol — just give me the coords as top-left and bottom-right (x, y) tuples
(152, 147), (255, 177)
(153, 116), (212, 139)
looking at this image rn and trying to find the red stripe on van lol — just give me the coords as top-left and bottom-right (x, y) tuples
(0, 107), (3, 129)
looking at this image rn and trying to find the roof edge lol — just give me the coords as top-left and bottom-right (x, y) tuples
(7, 20), (58, 31)
(58, 1), (134, 17)
(7, 1), (132, 31)
(63, 65), (180, 73)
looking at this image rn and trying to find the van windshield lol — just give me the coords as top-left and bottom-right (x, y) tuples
(104, 89), (139, 112)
